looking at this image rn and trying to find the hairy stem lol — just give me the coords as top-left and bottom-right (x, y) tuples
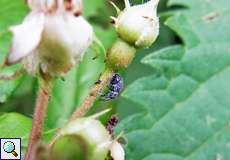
(24, 79), (52, 160)
(48, 68), (113, 148)
(69, 67), (114, 121)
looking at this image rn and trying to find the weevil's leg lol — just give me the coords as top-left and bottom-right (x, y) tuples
(0, 67), (25, 80)
(101, 91), (118, 101)
(91, 34), (106, 60)
(100, 90), (110, 101)
(101, 95), (111, 101)
(98, 91), (105, 96)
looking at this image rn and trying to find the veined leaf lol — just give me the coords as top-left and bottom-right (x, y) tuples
(0, 112), (56, 155)
(0, 113), (31, 153)
(117, 0), (230, 160)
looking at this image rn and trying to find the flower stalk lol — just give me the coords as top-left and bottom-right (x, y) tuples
(69, 67), (114, 121)
(24, 78), (52, 160)
(69, 0), (160, 121)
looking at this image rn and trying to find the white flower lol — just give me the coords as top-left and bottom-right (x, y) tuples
(110, 140), (125, 160)
(110, 0), (160, 48)
(6, 0), (93, 76)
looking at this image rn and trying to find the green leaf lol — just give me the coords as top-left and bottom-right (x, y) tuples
(0, 113), (31, 152)
(83, 0), (105, 18)
(0, 0), (28, 102)
(0, 112), (31, 138)
(117, 0), (230, 160)
(83, 0), (117, 49)
(0, 112), (56, 155)
(93, 25), (116, 49)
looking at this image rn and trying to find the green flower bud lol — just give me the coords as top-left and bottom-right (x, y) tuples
(52, 112), (125, 160)
(56, 117), (112, 160)
(110, 0), (159, 48)
(50, 135), (91, 160)
(106, 39), (136, 69)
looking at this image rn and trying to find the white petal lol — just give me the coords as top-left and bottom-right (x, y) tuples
(7, 12), (45, 64)
(28, 0), (57, 11)
(56, 0), (65, 12)
(27, 0), (45, 10)
(136, 0), (159, 18)
(110, 141), (125, 160)
(46, 0), (57, 10)
(43, 14), (93, 63)
(71, 0), (83, 14)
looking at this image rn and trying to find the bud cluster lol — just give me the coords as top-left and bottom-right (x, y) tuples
(107, 0), (160, 69)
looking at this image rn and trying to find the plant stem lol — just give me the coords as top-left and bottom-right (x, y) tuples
(69, 67), (114, 121)
(48, 68), (113, 149)
(0, 68), (25, 80)
(24, 79), (51, 160)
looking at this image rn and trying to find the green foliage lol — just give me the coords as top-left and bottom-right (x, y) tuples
(0, 113), (31, 152)
(0, 0), (28, 102)
(0, 112), (55, 154)
(117, 0), (230, 159)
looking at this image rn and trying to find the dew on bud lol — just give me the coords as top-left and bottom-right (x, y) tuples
(110, 0), (160, 48)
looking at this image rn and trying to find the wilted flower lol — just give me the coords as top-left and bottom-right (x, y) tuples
(6, 0), (93, 76)
(110, 0), (160, 48)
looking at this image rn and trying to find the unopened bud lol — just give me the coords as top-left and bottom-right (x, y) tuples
(57, 117), (112, 160)
(106, 39), (136, 69)
(111, 0), (160, 48)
